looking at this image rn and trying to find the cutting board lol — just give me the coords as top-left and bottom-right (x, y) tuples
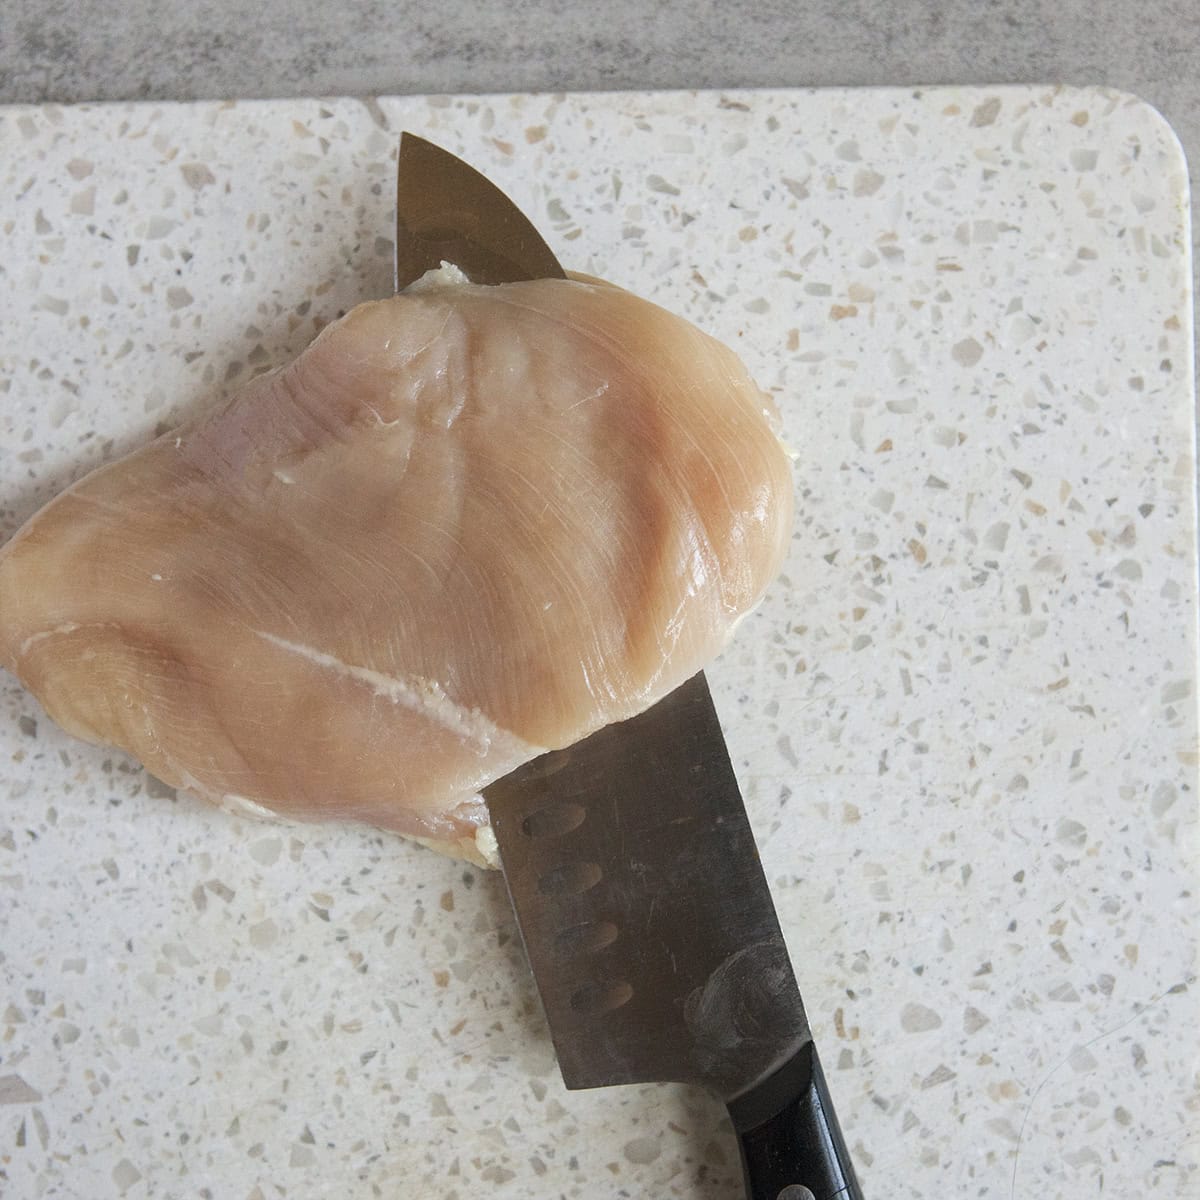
(0, 88), (1195, 1199)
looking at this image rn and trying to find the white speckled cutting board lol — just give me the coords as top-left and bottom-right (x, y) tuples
(0, 87), (1196, 1199)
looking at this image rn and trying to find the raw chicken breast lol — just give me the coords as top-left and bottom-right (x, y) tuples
(0, 274), (792, 864)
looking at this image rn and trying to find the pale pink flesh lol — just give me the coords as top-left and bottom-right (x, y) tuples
(0, 277), (793, 862)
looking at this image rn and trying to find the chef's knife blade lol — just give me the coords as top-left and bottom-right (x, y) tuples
(394, 134), (863, 1200)
(487, 672), (808, 1100)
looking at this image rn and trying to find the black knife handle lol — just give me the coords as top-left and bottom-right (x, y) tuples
(727, 1041), (864, 1200)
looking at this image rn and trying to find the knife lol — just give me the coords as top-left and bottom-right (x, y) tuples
(394, 132), (864, 1200)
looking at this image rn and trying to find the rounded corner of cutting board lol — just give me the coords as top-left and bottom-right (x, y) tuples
(1077, 85), (1191, 184)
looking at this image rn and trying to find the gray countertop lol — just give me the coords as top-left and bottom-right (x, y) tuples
(1, 1), (1197, 159)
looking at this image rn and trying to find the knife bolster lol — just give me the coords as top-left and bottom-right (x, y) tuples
(727, 1041), (864, 1200)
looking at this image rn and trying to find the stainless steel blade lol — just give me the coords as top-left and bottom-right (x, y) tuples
(485, 673), (812, 1104)
(394, 132), (566, 290)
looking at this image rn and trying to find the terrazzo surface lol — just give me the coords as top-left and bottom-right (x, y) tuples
(0, 87), (1196, 1198)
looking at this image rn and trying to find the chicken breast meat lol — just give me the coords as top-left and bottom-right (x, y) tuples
(0, 272), (792, 865)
